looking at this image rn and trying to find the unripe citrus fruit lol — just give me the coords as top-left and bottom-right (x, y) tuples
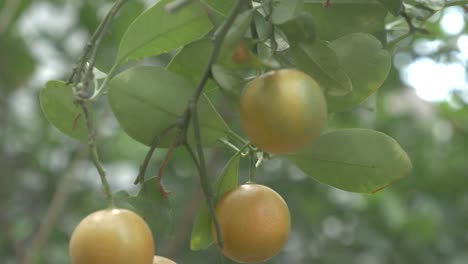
(239, 69), (327, 154)
(70, 208), (154, 264)
(232, 42), (251, 64)
(212, 184), (290, 263)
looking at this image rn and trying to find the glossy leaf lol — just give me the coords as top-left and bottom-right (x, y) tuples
(202, 0), (234, 16)
(304, 0), (387, 42)
(327, 33), (391, 112)
(278, 12), (315, 44)
(116, 0), (212, 64)
(377, 0), (402, 15)
(190, 152), (240, 250)
(166, 39), (219, 94)
(211, 64), (243, 99)
(288, 129), (412, 193)
(39, 81), (87, 141)
(107, 66), (229, 147)
(272, 0), (304, 25)
(167, 39), (213, 85)
(290, 41), (352, 96)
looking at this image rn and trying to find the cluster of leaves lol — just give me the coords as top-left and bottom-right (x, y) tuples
(36, 0), (448, 257)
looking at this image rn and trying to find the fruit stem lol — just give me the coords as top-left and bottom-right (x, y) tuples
(249, 151), (257, 181)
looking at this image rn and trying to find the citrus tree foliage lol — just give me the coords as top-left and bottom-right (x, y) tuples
(38, 0), (415, 255)
(2, 0), (468, 263)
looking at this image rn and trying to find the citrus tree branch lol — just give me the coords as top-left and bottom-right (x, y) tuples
(190, 0), (246, 103)
(399, 5), (431, 35)
(171, 0), (246, 250)
(134, 124), (176, 184)
(69, 0), (129, 206)
(68, 0), (128, 87)
(192, 109), (223, 248)
(80, 104), (114, 205)
(388, 4), (434, 52)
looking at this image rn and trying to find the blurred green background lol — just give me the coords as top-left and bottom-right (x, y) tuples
(1, 0), (467, 263)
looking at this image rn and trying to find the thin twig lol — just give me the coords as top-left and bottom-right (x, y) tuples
(156, 143), (177, 198)
(192, 109), (223, 248)
(68, 0), (128, 87)
(71, 112), (82, 131)
(70, 0), (129, 206)
(80, 105), (113, 205)
(171, 0), (246, 250)
(188, 1), (246, 104)
(264, 0), (277, 54)
(184, 143), (201, 171)
(249, 152), (256, 181)
(389, 4), (434, 52)
(134, 124), (176, 184)
(248, 1), (259, 54)
(399, 5), (431, 35)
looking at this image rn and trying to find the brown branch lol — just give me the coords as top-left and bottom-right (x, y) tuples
(156, 142), (177, 199)
(134, 124), (176, 184)
(71, 112), (82, 131)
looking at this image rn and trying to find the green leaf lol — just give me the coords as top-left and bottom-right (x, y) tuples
(116, 0), (213, 64)
(167, 39), (213, 85)
(304, 0), (387, 42)
(290, 41), (352, 96)
(327, 33), (391, 112)
(211, 64), (243, 99)
(278, 12), (315, 44)
(166, 38), (219, 94)
(203, 0), (234, 16)
(107, 66), (229, 147)
(39, 81), (87, 141)
(288, 129), (412, 193)
(377, 0), (402, 15)
(190, 152), (240, 250)
(128, 177), (173, 242)
(272, 0), (304, 25)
